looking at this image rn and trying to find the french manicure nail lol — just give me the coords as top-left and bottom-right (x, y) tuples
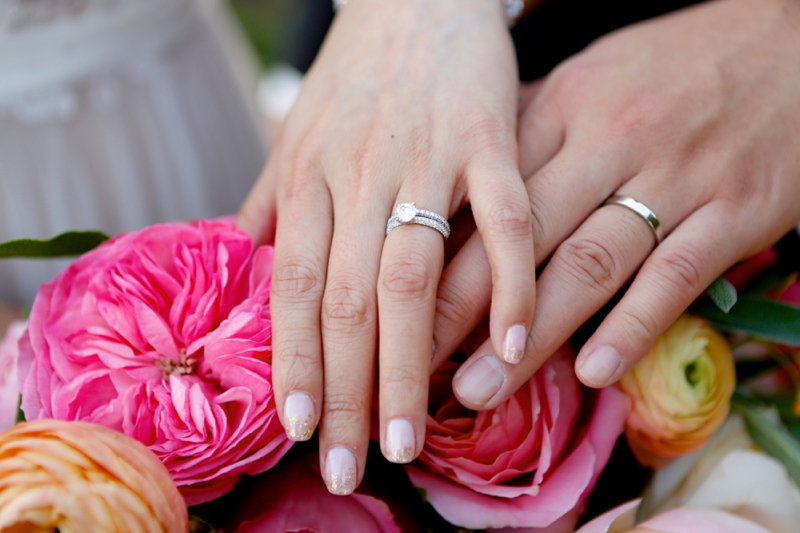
(578, 345), (622, 387)
(502, 324), (527, 364)
(283, 392), (316, 441)
(454, 355), (506, 406)
(386, 418), (415, 464)
(325, 446), (357, 495)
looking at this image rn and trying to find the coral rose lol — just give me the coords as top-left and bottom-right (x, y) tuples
(405, 344), (631, 531)
(227, 454), (404, 533)
(0, 419), (187, 533)
(18, 220), (292, 504)
(0, 320), (25, 432)
(617, 314), (735, 468)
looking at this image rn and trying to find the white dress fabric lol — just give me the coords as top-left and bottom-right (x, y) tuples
(0, 0), (267, 305)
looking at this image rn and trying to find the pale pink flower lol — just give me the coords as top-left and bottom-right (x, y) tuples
(406, 344), (631, 531)
(18, 220), (292, 504)
(0, 320), (25, 432)
(577, 500), (770, 533)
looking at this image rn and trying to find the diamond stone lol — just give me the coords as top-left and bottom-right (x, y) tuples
(395, 203), (417, 223)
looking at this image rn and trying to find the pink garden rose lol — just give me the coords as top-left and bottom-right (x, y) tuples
(0, 320), (25, 432)
(406, 345), (631, 531)
(227, 454), (404, 533)
(17, 220), (292, 505)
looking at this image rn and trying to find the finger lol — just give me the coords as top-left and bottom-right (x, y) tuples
(319, 203), (386, 495)
(450, 200), (656, 408)
(433, 145), (634, 368)
(575, 200), (745, 387)
(378, 198), (447, 464)
(517, 81), (565, 179)
(238, 137), (284, 246)
(452, 179), (696, 409)
(468, 155), (536, 365)
(270, 170), (331, 443)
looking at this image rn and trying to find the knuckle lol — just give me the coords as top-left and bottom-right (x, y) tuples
(280, 345), (321, 378)
(485, 198), (533, 240)
(381, 252), (433, 297)
(322, 391), (370, 426)
(527, 189), (553, 248)
(543, 59), (591, 102)
(383, 365), (424, 391)
(323, 282), (373, 328)
(436, 281), (481, 330)
(272, 260), (324, 301)
(462, 112), (509, 148)
(556, 237), (619, 294)
(617, 307), (661, 348)
(655, 245), (705, 294)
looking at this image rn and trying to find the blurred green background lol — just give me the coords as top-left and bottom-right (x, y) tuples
(229, 0), (306, 69)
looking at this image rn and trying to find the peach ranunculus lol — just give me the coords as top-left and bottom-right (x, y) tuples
(227, 454), (405, 533)
(405, 344), (631, 531)
(617, 314), (735, 468)
(17, 220), (292, 504)
(0, 419), (187, 533)
(0, 320), (25, 432)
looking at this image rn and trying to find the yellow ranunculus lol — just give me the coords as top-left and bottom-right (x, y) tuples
(0, 420), (188, 533)
(617, 314), (735, 468)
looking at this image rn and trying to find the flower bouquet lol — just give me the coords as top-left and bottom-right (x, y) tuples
(1, 220), (800, 532)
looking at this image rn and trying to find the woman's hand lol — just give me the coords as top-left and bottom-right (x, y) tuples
(238, 0), (534, 494)
(433, 0), (800, 409)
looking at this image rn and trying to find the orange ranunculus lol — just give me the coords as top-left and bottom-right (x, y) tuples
(0, 420), (187, 533)
(617, 314), (735, 468)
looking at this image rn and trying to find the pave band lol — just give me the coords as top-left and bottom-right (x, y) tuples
(386, 203), (450, 239)
(603, 195), (664, 244)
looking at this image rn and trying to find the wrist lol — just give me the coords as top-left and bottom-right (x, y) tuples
(333, 0), (528, 27)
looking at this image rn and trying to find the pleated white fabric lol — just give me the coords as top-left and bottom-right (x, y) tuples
(0, 0), (267, 305)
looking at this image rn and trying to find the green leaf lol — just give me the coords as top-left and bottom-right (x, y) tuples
(415, 487), (428, 504)
(734, 398), (800, 487)
(706, 277), (737, 313)
(0, 231), (110, 258)
(15, 394), (25, 424)
(694, 295), (800, 345)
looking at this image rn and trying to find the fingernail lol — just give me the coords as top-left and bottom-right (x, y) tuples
(578, 345), (622, 387)
(454, 355), (505, 406)
(386, 418), (415, 464)
(284, 392), (316, 441)
(324, 446), (357, 495)
(502, 324), (527, 364)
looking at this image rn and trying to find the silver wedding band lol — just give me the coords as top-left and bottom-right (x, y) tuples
(386, 203), (450, 239)
(603, 195), (664, 244)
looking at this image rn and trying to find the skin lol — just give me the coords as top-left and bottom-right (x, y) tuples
(435, 0), (800, 407)
(239, 0), (800, 492)
(239, 0), (534, 494)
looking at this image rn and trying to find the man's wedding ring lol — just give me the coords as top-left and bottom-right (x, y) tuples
(603, 195), (664, 244)
(386, 203), (450, 239)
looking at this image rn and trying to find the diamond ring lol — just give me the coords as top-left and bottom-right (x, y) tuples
(386, 203), (450, 239)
